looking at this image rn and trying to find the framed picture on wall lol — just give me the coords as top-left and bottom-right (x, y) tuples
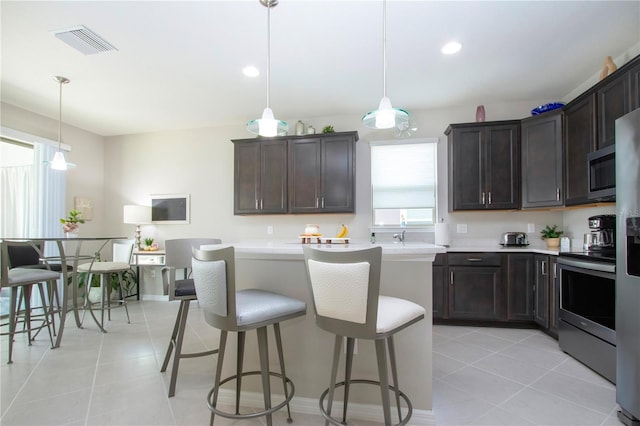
(151, 194), (190, 224)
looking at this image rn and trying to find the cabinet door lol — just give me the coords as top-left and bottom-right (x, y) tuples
(485, 124), (520, 210)
(564, 94), (596, 206)
(234, 142), (261, 214)
(432, 254), (447, 319)
(533, 254), (551, 329)
(631, 62), (640, 110)
(289, 135), (355, 213)
(548, 256), (559, 337)
(507, 253), (534, 321)
(448, 266), (502, 320)
(521, 112), (563, 208)
(260, 140), (288, 213)
(597, 71), (632, 149)
(288, 138), (321, 213)
(448, 127), (485, 210)
(320, 135), (355, 212)
(234, 140), (287, 214)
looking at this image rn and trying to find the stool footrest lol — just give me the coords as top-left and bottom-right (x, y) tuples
(319, 379), (413, 426)
(206, 370), (295, 421)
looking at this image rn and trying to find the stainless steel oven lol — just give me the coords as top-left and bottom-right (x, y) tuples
(558, 253), (616, 383)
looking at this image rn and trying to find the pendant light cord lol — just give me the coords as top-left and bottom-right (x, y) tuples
(58, 78), (63, 151)
(266, 3), (271, 109)
(382, 0), (387, 99)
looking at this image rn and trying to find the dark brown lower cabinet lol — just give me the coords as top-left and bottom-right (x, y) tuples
(507, 253), (534, 321)
(447, 253), (502, 321)
(434, 252), (558, 336)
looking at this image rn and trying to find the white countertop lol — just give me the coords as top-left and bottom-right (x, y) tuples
(219, 240), (446, 260)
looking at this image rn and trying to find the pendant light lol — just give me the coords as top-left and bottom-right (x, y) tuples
(50, 76), (71, 170)
(361, 0), (409, 130)
(246, 0), (288, 137)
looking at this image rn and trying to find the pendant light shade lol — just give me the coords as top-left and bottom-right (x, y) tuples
(47, 76), (74, 170)
(361, 0), (409, 130)
(246, 0), (288, 137)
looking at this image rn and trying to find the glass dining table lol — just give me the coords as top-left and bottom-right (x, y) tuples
(2, 236), (126, 348)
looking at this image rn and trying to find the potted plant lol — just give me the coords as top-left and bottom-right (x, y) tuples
(143, 237), (158, 251)
(541, 224), (563, 249)
(60, 209), (85, 235)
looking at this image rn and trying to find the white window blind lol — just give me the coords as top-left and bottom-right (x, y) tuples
(371, 139), (437, 226)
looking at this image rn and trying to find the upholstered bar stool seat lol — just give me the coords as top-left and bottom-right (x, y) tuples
(160, 238), (222, 397)
(192, 246), (306, 426)
(303, 246), (425, 426)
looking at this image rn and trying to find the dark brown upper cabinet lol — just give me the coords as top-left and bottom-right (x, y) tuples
(563, 93), (596, 206)
(597, 68), (633, 149)
(233, 138), (288, 215)
(233, 131), (357, 215)
(446, 121), (520, 211)
(288, 132), (357, 213)
(521, 110), (564, 208)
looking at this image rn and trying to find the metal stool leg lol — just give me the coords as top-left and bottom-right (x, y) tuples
(375, 339), (392, 425)
(256, 326), (272, 426)
(164, 300), (190, 397)
(273, 323), (293, 423)
(324, 335), (342, 426)
(343, 337), (355, 423)
(387, 336), (403, 422)
(209, 330), (228, 426)
(117, 273), (130, 323)
(235, 331), (246, 415)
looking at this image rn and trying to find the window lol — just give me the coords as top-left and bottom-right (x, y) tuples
(371, 139), (437, 227)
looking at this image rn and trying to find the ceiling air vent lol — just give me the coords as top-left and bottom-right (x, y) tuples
(51, 25), (117, 55)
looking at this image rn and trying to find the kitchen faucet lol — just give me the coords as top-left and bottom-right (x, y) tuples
(394, 230), (406, 242)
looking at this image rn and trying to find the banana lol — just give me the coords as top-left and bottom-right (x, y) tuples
(335, 224), (348, 238)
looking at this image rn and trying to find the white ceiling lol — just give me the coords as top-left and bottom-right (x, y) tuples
(2, 1), (639, 137)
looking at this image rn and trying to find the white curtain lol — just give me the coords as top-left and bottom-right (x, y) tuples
(33, 143), (66, 239)
(0, 165), (33, 238)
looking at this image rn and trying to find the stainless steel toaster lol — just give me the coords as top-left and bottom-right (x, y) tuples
(500, 232), (529, 246)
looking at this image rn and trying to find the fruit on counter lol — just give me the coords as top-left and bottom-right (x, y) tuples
(335, 224), (349, 238)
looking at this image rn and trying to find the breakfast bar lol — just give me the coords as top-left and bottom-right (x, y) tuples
(220, 240), (445, 423)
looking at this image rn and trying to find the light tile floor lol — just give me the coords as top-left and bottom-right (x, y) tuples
(0, 300), (625, 426)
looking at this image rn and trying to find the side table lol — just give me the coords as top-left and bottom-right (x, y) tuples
(130, 250), (166, 300)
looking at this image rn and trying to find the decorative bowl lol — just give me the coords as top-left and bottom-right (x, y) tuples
(531, 102), (565, 115)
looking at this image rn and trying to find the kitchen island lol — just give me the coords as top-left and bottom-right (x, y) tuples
(215, 240), (444, 424)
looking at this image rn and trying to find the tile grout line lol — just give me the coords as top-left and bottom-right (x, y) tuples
(83, 327), (105, 426)
(0, 342), (50, 422)
(139, 299), (179, 426)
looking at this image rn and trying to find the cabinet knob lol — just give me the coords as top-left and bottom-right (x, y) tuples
(488, 192), (492, 205)
(450, 271), (454, 285)
(556, 188), (560, 201)
(466, 258), (483, 262)
(541, 260), (548, 276)
(482, 192), (486, 204)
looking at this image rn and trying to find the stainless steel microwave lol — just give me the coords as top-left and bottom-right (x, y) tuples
(588, 144), (616, 201)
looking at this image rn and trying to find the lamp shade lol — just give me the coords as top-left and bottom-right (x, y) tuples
(123, 205), (151, 224)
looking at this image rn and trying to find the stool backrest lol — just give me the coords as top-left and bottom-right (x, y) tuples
(303, 246), (382, 339)
(162, 238), (222, 295)
(191, 246), (237, 331)
(112, 240), (135, 263)
(5, 240), (44, 268)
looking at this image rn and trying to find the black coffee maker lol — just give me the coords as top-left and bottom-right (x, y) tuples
(588, 214), (616, 251)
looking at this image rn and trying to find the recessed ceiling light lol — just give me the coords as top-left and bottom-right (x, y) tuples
(243, 66), (260, 77)
(441, 41), (462, 55)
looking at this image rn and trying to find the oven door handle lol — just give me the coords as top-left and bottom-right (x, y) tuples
(557, 257), (615, 274)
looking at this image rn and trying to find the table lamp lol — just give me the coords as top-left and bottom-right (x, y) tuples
(123, 205), (151, 250)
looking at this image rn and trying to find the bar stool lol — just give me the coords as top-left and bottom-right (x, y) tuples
(1, 241), (60, 364)
(191, 246), (306, 426)
(77, 240), (134, 332)
(160, 238), (222, 397)
(302, 246), (425, 426)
